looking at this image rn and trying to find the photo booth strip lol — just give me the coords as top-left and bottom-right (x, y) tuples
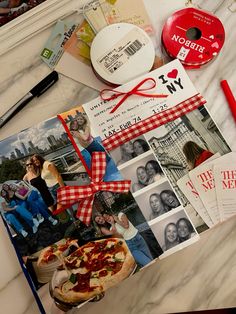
(102, 93), (206, 151)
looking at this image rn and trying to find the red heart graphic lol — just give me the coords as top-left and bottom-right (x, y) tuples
(167, 69), (178, 79)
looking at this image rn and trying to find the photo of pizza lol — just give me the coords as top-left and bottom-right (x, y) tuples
(37, 239), (79, 267)
(34, 239), (79, 284)
(51, 238), (136, 305)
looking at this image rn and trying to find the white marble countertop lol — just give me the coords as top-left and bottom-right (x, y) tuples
(0, 0), (236, 313)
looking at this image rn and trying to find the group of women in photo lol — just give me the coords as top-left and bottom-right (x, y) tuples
(132, 160), (164, 192)
(0, 181), (58, 238)
(23, 154), (65, 211)
(163, 217), (195, 251)
(149, 189), (180, 220)
(0, 153), (66, 238)
(94, 212), (153, 268)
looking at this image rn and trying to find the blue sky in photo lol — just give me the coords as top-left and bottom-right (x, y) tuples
(0, 116), (65, 158)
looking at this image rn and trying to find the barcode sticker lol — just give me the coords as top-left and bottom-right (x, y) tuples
(124, 40), (143, 56)
(96, 28), (149, 75)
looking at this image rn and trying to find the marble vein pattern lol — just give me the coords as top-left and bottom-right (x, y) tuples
(0, 0), (236, 313)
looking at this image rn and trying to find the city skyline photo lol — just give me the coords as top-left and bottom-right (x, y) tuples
(0, 116), (69, 161)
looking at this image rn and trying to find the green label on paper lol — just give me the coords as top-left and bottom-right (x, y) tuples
(41, 48), (53, 59)
(40, 20), (77, 69)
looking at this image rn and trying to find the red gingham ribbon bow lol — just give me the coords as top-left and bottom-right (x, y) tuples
(100, 78), (168, 114)
(54, 152), (131, 226)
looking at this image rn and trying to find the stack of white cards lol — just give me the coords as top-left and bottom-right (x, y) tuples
(177, 152), (236, 228)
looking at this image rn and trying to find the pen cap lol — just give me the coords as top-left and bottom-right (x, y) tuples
(220, 80), (236, 122)
(30, 71), (59, 97)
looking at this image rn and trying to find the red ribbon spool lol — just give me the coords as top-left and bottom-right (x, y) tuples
(161, 7), (225, 68)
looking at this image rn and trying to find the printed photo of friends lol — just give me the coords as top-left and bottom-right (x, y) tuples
(110, 135), (151, 166)
(117, 152), (165, 194)
(0, 103), (169, 304)
(0, 116), (85, 253)
(1, 101), (228, 308)
(106, 129), (199, 259)
(134, 181), (180, 222)
(149, 208), (199, 256)
(58, 105), (164, 262)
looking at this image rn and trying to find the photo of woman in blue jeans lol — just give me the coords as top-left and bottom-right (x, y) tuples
(96, 212), (153, 267)
(0, 182), (58, 237)
(10, 182), (58, 226)
(1, 207), (29, 238)
(0, 187), (39, 236)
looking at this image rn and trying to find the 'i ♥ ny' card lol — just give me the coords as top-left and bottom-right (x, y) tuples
(0, 59), (231, 313)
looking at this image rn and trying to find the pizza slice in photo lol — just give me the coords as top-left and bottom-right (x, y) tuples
(52, 238), (136, 304)
(37, 239), (79, 267)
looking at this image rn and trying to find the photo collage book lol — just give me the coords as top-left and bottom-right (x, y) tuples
(0, 59), (234, 312)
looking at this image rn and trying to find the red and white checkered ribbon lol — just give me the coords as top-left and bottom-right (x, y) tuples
(102, 93), (206, 151)
(54, 152), (131, 226)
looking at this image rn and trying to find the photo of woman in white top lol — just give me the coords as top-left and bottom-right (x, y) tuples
(102, 213), (153, 267)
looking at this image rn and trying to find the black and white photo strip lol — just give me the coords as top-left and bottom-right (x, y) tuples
(110, 135), (151, 167)
(109, 139), (200, 255)
(117, 151), (165, 194)
(134, 180), (180, 222)
(149, 207), (199, 258)
(144, 106), (231, 232)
